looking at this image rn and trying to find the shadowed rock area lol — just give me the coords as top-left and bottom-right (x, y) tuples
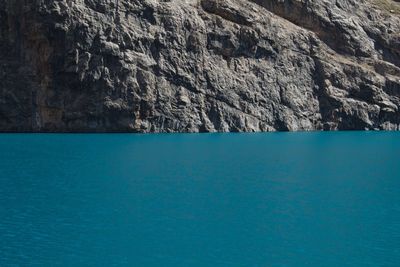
(0, 0), (399, 132)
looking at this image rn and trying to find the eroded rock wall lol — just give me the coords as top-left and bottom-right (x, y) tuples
(0, 0), (399, 132)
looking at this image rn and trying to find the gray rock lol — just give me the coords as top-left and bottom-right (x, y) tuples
(0, 0), (399, 132)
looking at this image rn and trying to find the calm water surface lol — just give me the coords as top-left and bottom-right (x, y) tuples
(0, 132), (399, 266)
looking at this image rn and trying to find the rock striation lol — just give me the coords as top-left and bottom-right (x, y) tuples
(0, 0), (399, 132)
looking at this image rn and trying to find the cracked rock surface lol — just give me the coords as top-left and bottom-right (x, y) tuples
(0, 0), (399, 132)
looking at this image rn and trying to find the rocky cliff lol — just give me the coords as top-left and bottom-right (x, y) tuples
(0, 0), (399, 132)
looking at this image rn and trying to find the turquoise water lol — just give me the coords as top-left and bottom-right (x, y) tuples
(0, 132), (399, 266)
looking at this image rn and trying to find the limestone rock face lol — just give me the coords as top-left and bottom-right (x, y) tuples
(0, 0), (399, 132)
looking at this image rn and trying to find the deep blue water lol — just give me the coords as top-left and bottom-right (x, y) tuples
(0, 132), (399, 266)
